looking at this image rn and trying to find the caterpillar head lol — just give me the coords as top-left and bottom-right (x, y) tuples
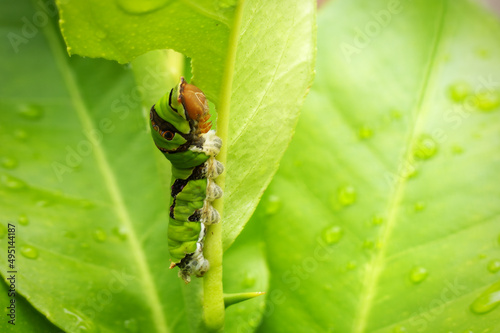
(150, 77), (212, 152)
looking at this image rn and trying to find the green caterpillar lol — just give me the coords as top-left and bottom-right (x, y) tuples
(150, 77), (223, 283)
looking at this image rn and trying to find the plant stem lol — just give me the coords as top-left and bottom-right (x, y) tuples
(203, 0), (246, 331)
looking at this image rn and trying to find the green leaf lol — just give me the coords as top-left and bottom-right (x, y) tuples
(57, 0), (316, 251)
(1, 0), (314, 332)
(56, 0), (232, 104)
(0, 280), (64, 332)
(1, 1), (187, 332)
(256, 0), (500, 332)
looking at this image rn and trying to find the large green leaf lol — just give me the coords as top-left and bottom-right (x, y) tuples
(256, 0), (500, 332)
(0, 0), (313, 332)
(57, 0), (316, 251)
(0, 1), (186, 332)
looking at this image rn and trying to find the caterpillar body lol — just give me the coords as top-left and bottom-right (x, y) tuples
(150, 77), (223, 283)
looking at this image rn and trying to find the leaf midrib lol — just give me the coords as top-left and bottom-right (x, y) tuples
(40, 4), (169, 333)
(351, 2), (449, 332)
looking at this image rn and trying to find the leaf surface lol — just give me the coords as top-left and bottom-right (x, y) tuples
(0, 0), (314, 331)
(57, 0), (316, 249)
(256, 0), (500, 332)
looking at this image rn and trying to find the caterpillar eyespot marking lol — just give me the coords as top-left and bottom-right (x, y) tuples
(150, 77), (223, 284)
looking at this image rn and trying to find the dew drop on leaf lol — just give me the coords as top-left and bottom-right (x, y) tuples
(64, 231), (77, 239)
(448, 81), (471, 102)
(1, 157), (18, 169)
(124, 318), (138, 332)
(264, 195), (282, 215)
(112, 226), (128, 241)
(346, 261), (357, 270)
(93, 228), (107, 242)
(95, 29), (107, 40)
(116, 0), (169, 15)
(372, 215), (384, 226)
(1, 174), (26, 190)
(338, 185), (356, 206)
(21, 245), (38, 259)
(475, 90), (500, 112)
(241, 272), (256, 288)
(414, 201), (426, 212)
(409, 266), (428, 284)
(393, 325), (407, 333)
(358, 125), (374, 139)
(14, 129), (28, 141)
(452, 145), (464, 154)
(36, 200), (51, 207)
(487, 260), (500, 273)
(477, 48), (490, 58)
(18, 214), (29, 226)
(362, 239), (374, 249)
(390, 110), (402, 120)
(322, 225), (343, 245)
(413, 135), (438, 160)
(18, 104), (44, 120)
(470, 279), (500, 314)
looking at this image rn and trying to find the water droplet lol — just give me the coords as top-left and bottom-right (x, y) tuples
(470, 279), (500, 314)
(124, 318), (138, 332)
(67, 46), (72, 53)
(413, 135), (438, 160)
(1, 157), (18, 169)
(362, 239), (374, 249)
(18, 214), (29, 226)
(449, 81), (471, 102)
(477, 48), (490, 58)
(117, 0), (169, 14)
(241, 273), (256, 288)
(393, 326), (407, 333)
(21, 245), (38, 259)
(95, 29), (107, 39)
(36, 200), (51, 207)
(81, 242), (89, 248)
(487, 260), (500, 273)
(391, 110), (402, 120)
(93, 228), (107, 242)
(322, 225), (343, 245)
(372, 215), (384, 226)
(414, 201), (426, 212)
(410, 266), (428, 284)
(265, 195), (282, 215)
(112, 226), (128, 241)
(452, 145), (464, 154)
(346, 261), (357, 270)
(358, 125), (374, 139)
(338, 185), (356, 206)
(475, 90), (500, 112)
(64, 231), (77, 239)
(18, 104), (43, 120)
(14, 129), (27, 141)
(479, 253), (487, 259)
(1, 174), (26, 190)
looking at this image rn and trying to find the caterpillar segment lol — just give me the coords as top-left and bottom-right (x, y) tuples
(149, 77), (223, 283)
